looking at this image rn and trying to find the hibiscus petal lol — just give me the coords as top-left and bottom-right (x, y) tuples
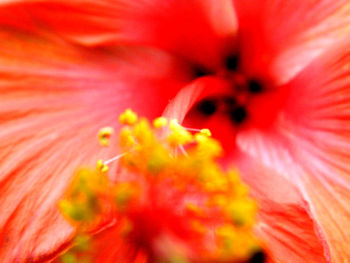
(105, 0), (237, 68)
(233, 0), (350, 83)
(0, 0), (237, 69)
(236, 154), (330, 263)
(0, 0), (121, 46)
(0, 26), (191, 261)
(75, 221), (138, 263)
(285, 35), (350, 263)
(163, 76), (233, 121)
(239, 34), (350, 262)
(258, 200), (329, 263)
(298, 175), (350, 263)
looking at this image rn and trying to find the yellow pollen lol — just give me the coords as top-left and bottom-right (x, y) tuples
(167, 119), (193, 146)
(226, 200), (257, 227)
(119, 109), (138, 125)
(120, 127), (136, 148)
(113, 182), (140, 209)
(96, 159), (109, 173)
(59, 109), (263, 263)
(195, 133), (222, 158)
(58, 168), (110, 224)
(200, 128), (211, 137)
(98, 126), (114, 147)
(153, 117), (168, 128)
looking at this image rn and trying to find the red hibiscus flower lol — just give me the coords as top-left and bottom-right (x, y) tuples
(0, 1), (350, 262)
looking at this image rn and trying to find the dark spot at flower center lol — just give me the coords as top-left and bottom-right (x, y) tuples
(248, 79), (263, 93)
(197, 99), (217, 116)
(230, 106), (247, 124)
(225, 54), (239, 71)
(249, 250), (266, 263)
(223, 96), (237, 107)
(193, 66), (209, 78)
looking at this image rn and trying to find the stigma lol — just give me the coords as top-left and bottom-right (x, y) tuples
(58, 109), (265, 263)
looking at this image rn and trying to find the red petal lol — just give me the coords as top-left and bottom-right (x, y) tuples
(239, 34), (350, 262)
(0, 0), (237, 69)
(237, 155), (329, 263)
(0, 26), (190, 261)
(283, 36), (350, 262)
(0, 0), (121, 46)
(300, 175), (350, 263)
(258, 201), (329, 263)
(108, 0), (237, 68)
(163, 76), (233, 121)
(233, 0), (350, 83)
(85, 222), (139, 263)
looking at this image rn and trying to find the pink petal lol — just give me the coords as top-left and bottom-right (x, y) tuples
(0, 0), (237, 69)
(163, 76), (233, 121)
(233, 0), (350, 83)
(0, 26), (191, 261)
(238, 155), (330, 263)
(258, 201), (329, 263)
(0, 0), (121, 46)
(299, 175), (350, 263)
(239, 34), (350, 262)
(285, 35), (350, 263)
(106, 0), (237, 68)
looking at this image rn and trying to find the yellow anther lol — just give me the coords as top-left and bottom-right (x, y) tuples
(200, 128), (211, 137)
(211, 194), (228, 207)
(216, 224), (236, 239)
(74, 235), (90, 252)
(98, 126), (114, 147)
(153, 117), (168, 128)
(169, 118), (179, 127)
(132, 119), (156, 147)
(58, 199), (92, 222)
(204, 172), (228, 192)
(147, 149), (170, 174)
(195, 133), (222, 158)
(120, 127), (136, 148)
(226, 200), (257, 227)
(114, 183), (139, 208)
(216, 224), (239, 257)
(59, 168), (110, 225)
(194, 133), (208, 144)
(168, 119), (193, 146)
(119, 109), (138, 125)
(96, 159), (109, 173)
(61, 252), (77, 263)
(58, 199), (75, 219)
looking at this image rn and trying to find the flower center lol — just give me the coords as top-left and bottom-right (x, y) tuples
(247, 79), (263, 94)
(181, 51), (287, 158)
(224, 54), (239, 71)
(58, 109), (265, 263)
(230, 105), (247, 124)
